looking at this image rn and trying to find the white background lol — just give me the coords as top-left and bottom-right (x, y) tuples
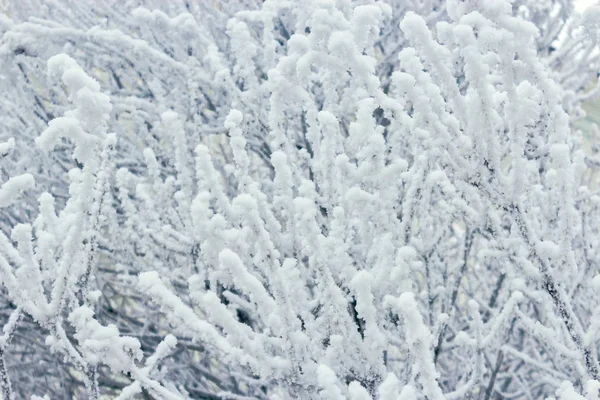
(576, 0), (597, 11)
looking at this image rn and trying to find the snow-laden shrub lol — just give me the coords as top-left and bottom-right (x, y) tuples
(0, 0), (600, 398)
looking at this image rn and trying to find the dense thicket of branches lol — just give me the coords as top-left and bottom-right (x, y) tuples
(1, 0), (600, 399)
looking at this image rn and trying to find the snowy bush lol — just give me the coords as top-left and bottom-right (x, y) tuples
(1, 0), (600, 399)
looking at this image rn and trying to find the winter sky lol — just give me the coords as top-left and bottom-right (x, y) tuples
(576, 0), (597, 11)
